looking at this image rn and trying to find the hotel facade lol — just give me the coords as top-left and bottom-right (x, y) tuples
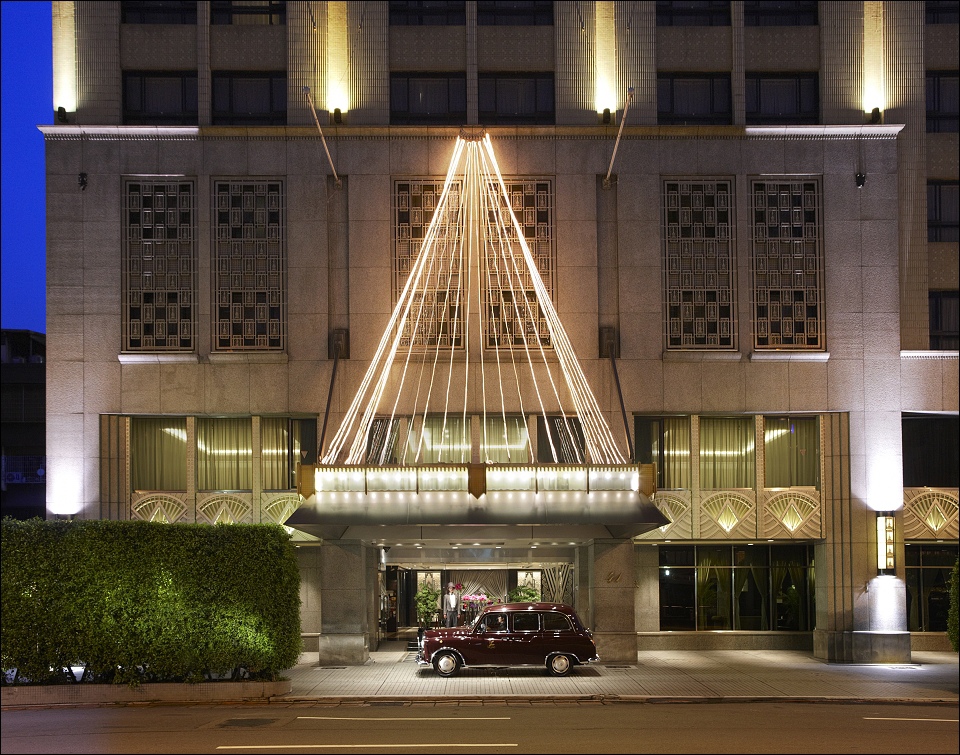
(43, 1), (958, 664)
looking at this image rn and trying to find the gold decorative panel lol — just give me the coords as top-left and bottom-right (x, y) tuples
(700, 491), (756, 539)
(261, 493), (302, 525)
(635, 492), (692, 540)
(903, 489), (959, 539)
(197, 494), (253, 524)
(131, 493), (189, 523)
(761, 490), (821, 539)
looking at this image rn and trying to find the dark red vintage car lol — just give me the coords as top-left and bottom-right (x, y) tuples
(416, 602), (599, 677)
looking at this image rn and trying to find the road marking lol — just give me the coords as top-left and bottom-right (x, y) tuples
(217, 745), (518, 750)
(864, 717), (959, 722)
(297, 717), (511, 721)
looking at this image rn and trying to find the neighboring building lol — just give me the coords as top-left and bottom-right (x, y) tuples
(43, 1), (958, 664)
(1, 330), (47, 520)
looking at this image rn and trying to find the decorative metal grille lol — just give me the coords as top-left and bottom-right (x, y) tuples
(750, 179), (823, 349)
(213, 180), (285, 350)
(662, 179), (736, 349)
(123, 180), (196, 351)
(393, 178), (554, 350)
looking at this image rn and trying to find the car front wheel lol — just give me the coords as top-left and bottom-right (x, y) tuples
(547, 653), (573, 676)
(433, 650), (461, 678)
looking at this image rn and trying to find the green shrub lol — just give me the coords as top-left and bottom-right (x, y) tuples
(414, 581), (441, 626)
(508, 584), (540, 603)
(1, 518), (302, 686)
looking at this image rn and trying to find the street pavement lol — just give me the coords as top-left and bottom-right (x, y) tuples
(283, 641), (959, 704)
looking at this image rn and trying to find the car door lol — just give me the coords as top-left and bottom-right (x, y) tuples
(463, 612), (511, 666)
(506, 610), (541, 664)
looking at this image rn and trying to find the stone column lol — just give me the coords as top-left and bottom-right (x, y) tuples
(316, 539), (374, 664)
(587, 538), (637, 662)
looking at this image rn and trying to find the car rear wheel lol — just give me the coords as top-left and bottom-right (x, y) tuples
(547, 653), (573, 677)
(432, 650), (461, 678)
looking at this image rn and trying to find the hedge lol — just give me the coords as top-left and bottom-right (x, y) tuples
(1, 518), (302, 686)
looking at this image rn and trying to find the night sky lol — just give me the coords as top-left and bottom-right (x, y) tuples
(1, 1), (51, 334)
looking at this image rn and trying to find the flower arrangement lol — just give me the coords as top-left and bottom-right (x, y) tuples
(461, 593), (494, 608)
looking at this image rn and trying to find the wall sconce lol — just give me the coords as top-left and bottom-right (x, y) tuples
(855, 172), (866, 188)
(78, 172), (88, 191)
(601, 108), (611, 124)
(869, 107), (882, 124)
(57, 106), (68, 124)
(876, 512), (895, 574)
(333, 108), (342, 124)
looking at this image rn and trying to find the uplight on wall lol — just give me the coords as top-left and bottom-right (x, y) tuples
(876, 512), (896, 574)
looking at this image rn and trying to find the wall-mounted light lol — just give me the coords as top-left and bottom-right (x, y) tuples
(57, 106), (68, 124)
(855, 172), (866, 189)
(869, 107), (882, 124)
(876, 512), (895, 574)
(601, 108), (611, 124)
(333, 108), (342, 124)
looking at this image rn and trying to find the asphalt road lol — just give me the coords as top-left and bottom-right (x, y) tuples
(1, 700), (958, 754)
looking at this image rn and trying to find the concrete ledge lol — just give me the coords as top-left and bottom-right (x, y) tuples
(637, 631), (813, 652)
(814, 630), (912, 664)
(1, 679), (292, 709)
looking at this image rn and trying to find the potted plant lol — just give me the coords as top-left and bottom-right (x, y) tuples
(414, 581), (441, 642)
(508, 584), (540, 603)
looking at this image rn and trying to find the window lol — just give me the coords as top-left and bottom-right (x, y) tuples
(197, 417), (252, 490)
(751, 179), (824, 350)
(415, 415), (471, 464)
(635, 416), (691, 489)
(902, 413), (959, 487)
(123, 180), (196, 351)
(212, 72), (286, 125)
(211, 0), (285, 25)
(131, 417), (187, 491)
(744, 0), (817, 26)
(390, 74), (467, 125)
(929, 291), (959, 350)
(478, 73), (554, 125)
(656, 1), (730, 26)
(483, 416), (530, 463)
(926, 71), (959, 132)
(537, 416), (586, 464)
(745, 73), (819, 125)
(0, 385), (44, 423)
(123, 71), (198, 125)
(213, 180), (285, 350)
(763, 416), (819, 488)
(661, 179), (737, 349)
(658, 74), (731, 125)
(906, 544), (959, 632)
(541, 612), (573, 631)
(512, 611), (540, 631)
(389, 1), (466, 25)
(122, 1), (197, 24)
(926, 1), (960, 24)
(699, 416), (755, 489)
(477, 1), (553, 25)
(659, 544), (814, 631)
(928, 181), (959, 242)
(261, 417), (316, 490)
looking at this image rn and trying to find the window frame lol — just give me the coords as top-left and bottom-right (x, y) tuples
(210, 0), (286, 25)
(211, 71), (287, 126)
(477, 1), (554, 26)
(389, 1), (466, 25)
(925, 0), (960, 24)
(478, 72), (555, 125)
(743, 0), (817, 26)
(657, 73), (732, 126)
(656, 0), (731, 27)
(745, 72), (819, 125)
(927, 180), (959, 242)
(122, 70), (198, 125)
(926, 70), (959, 133)
(929, 290), (959, 350)
(121, 0), (198, 24)
(390, 72), (468, 125)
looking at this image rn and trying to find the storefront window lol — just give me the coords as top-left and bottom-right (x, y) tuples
(905, 543), (958, 632)
(764, 416), (819, 488)
(699, 416), (756, 489)
(635, 415), (691, 489)
(197, 417), (252, 490)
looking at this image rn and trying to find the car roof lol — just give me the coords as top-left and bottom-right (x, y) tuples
(483, 602), (578, 615)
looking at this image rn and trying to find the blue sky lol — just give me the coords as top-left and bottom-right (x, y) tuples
(1, 0), (51, 334)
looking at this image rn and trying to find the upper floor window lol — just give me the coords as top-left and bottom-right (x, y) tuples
(537, 416), (585, 464)
(390, 1), (466, 25)
(131, 417), (188, 491)
(123, 180), (196, 352)
(746, 73), (818, 124)
(211, 0), (285, 25)
(929, 290), (959, 350)
(197, 417), (253, 490)
(478, 73), (554, 125)
(928, 180), (959, 242)
(123, 71), (198, 125)
(744, 0), (817, 26)
(121, 0), (197, 24)
(390, 73), (467, 125)
(902, 413), (959, 487)
(262, 417), (316, 490)
(699, 416), (755, 489)
(477, 1), (554, 25)
(212, 72), (286, 125)
(635, 415), (691, 490)
(763, 416), (819, 489)
(656, 1), (730, 26)
(657, 74), (732, 125)
(926, 0), (960, 24)
(926, 71), (959, 133)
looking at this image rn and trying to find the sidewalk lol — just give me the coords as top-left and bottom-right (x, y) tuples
(283, 641), (959, 704)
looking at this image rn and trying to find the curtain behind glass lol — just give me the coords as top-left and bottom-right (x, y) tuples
(663, 417), (691, 488)
(261, 417), (300, 490)
(482, 416), (530, 463)
(764, 416), (819, 488)
(197, 417), (252, 490)
(131, 417), (187, 490)
(699, 416), (755, 488)
(406, 416), (470, 463)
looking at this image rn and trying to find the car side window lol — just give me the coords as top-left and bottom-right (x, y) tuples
(512, 612), (540, 631)
(541, 612), (573, 631)
(483, 614), (508, 633)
